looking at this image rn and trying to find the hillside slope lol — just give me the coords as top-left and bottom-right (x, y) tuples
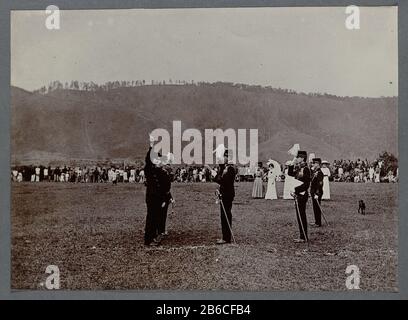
(11, 84), (397, 165)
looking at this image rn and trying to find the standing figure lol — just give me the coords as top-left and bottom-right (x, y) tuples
(112, 168), (117, 185)
(265, 159), (279, 200)
(369, 166), (375, 182)
(54, 166), (60, 182)
(29, 166), (35, 182)
(157, 156), (174, 238)
(321, 161), (331, 200)
(35, 166), (40, 182)
(12, 169), (18, 182)
(310, 158), (324, 227)
(123, 168), (128, 183)
(130, 168), (136, 183)
(338, 166), (344, 181)
(43, 167), (48, 182)
(139, 169), (145, 183)
(252, 163), (264, 199)
(143, 147), (162, 246)
(288, 150), (311, 243)
(375, 166), (381, 183)
(47, 166), (52, 182)
(214, 150), (236, 245)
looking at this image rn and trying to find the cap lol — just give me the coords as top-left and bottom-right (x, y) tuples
(297, 150), (307, 160)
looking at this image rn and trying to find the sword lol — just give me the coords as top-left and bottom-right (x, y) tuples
(215, 190), (236, 244)
(312, 196), (329, 226)
(293, 193), (309, 248)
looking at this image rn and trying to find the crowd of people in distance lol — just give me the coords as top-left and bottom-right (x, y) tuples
(10, 156), (398, 185)
(10, 165), (148, 184)
(9, 164), (223, 184)
(331, 158), (398, 183)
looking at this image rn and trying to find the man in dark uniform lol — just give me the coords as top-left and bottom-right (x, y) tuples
(288, 150), (311, 243)
(310, 158), (324, 227)
(214, 150), (236, 244)
(143, 147), (162, 246)
(157, 160), (173, 238)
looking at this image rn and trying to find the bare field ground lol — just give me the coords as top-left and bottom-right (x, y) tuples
(11, 181), (397, 291)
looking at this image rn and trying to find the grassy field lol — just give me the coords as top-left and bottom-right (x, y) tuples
(11, 181), (397, 291)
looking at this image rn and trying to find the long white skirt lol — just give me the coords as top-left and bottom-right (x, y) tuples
(322, 176), (330, 199)
(283, 175), (295, 199)
(265, 180), (277, 200)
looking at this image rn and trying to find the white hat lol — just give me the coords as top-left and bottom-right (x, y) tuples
(213, 144), (226, 163)
(268, 159), (282, 175)
(322, 160), (330, 165)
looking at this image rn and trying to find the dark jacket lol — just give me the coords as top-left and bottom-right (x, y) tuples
(310, 168), (324, 197)
(144, 147), (161, 201)
(144, 147), (173, 203)
(288, 163), (311, 196)
(158, 168), (172, 203)
(214, 164), (236, 200)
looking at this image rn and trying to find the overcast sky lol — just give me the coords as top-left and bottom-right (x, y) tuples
(11, 7), (397, 97)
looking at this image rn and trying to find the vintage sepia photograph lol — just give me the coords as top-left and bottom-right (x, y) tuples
(10, 6), (398, 291)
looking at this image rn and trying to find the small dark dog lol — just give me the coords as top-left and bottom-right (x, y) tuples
(358, 200), (366, 215)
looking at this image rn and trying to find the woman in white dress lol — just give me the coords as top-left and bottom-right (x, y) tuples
(252, 165), (264, 198)
(139, 169), (145, 183)
(265, 160), (279, 200)
(369, 166), (375, 182)
(375, 166), (381, 183)
(321, 161), (331, 200)
(12, 170), (18, 182)
(130, 168), (136, 183)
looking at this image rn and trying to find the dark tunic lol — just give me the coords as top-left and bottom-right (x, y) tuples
(214, 164), (236, 243)
(288, 163), (311, 240)
(310, 168), (324, 226)
(143, 147), (162, 244)
(157, 168), (172, 234)
(310, 168), (324, 198)
(214, 164), (236, 201)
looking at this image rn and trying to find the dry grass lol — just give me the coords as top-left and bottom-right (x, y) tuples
(11, 181), (397, 291)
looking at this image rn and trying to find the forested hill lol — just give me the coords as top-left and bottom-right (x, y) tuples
(11, 83), (397, 165)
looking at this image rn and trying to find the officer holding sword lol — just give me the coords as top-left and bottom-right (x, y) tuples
(288, 150), (311, 243)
